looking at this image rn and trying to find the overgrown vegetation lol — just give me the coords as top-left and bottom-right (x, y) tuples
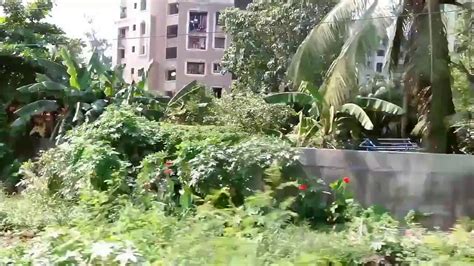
(0, 0), (473, 263)
(1, 106), (473, 264)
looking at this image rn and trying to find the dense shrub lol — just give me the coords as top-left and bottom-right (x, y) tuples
(2, 104), (473, 265)
(209, 93), (296, 134)
(21, 106), (300, 207)
(1, 191), (473, 265)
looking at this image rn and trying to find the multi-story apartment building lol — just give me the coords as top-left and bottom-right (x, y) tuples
(113, 0), (234, 96)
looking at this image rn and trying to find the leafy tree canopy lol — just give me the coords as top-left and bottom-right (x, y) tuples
(221, 0), (336, 93)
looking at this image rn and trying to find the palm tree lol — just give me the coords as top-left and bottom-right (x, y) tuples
(288, 0), (471, 153)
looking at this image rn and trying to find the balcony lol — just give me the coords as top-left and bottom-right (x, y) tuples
(189, 12), (208, 33)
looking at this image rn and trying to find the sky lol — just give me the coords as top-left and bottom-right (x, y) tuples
(49, 0), (118, 52)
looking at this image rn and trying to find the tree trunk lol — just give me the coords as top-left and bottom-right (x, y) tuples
(404, 0), (456, 153)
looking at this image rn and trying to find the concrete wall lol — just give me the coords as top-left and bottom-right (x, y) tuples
(298, 148), (474, 229)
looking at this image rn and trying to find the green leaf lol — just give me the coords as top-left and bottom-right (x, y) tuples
(299, 81), (324, 105)
(17, 81), (69, 98)
(36, 58), (68, 81)
(60, 48), (80, 89)
(14, 100), (59, 118)
(168, 80), (198, 107)
(88, 49), (107, 76)
(288, 0), (393, 108)
(179, 186), (193, 209)
(264, 92), (314, 106)
(411, 119), (427, 136)
(104, 86), (114, 97)
(356, 96), (404, 115)
(340, 103), (374, 130)
(288, 0), (383, 87)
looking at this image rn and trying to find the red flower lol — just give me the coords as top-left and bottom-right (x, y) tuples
(298, 184), (308, 191)
(165, 160), (174, 167)
(163, 168), (174, 175)
(343, 177), (350, 184)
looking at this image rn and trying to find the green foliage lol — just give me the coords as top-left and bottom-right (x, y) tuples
(288, 0), (390, 107)
(210, 93), (296, 134)
(0, 0), (67, 58)
(222, 0), (335, 92)
(187, 137), (297, 197)
(20, 106), (161, 199)
(450, 5), (473, 154)
(288, 0), (465, 153)
(264, 85), (404, 147)
(165, 82), (214, 125)
(21, 106), (299, 208)
(11, 48), (163, 143)
(1, 189), (473, 264)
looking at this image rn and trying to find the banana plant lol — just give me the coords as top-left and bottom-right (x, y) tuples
(11, 48), (124, 143)
(265, 81), (404, 145)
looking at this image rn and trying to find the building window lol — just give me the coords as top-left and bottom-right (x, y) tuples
(131, 68), (135, 75)
(188, 36), (206, 50)
(119, 49), (125, 59)
(132, 46), (136, 53)
(167, 69), (177, 81)
(169, 3), (179, 15)
(189, 12), (208, 32)
(186, 62), (205, 75)
(376, 63), (383, 73)
(120, 6), (127, 18)
(140, 45), (146, 55)
(377, 49), (385, 56)
(140, 22), (146, 35)
(167, 25), (178, 38)
(214, 37), (225, 49)
(212, 87), (223, 98)
(166, 47), (177, 59)
(133, 24), (136, 31)
(212, 63), (222, 74)
(134, 2), (137, 9)
(119, 28), (127, 38)
(165, 91), (174, 97)
(138, 68), (145, 77)
(140, 0), (146, 10)
(216, 12), (223, 26)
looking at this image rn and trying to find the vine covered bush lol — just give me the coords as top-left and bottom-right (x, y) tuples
(21, 105), (300, 206)
(210, 93), (296, 134)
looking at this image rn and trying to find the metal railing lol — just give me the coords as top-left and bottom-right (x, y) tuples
(359, 138), (420, 152)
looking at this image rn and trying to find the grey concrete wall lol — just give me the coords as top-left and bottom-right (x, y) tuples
(298, 148), (474, 229)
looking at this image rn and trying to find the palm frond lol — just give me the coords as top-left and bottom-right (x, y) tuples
(321, 0), (392, 108)
(288, 0), (370, 87)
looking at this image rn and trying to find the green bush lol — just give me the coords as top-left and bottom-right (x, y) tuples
(20, 106), (301, 208)
(1, 190), (473, 265)
(210, 93), (297, 134)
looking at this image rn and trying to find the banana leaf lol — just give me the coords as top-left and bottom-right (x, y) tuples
(264, 92), (314, 106)
(356, 96), (404, 115)
(340, 103), (374, 130)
